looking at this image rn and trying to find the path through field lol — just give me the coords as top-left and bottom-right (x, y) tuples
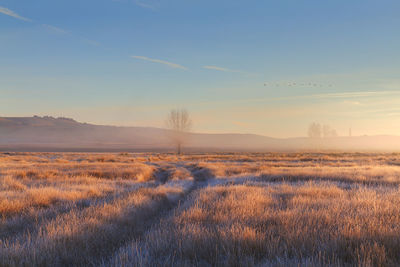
(1, 153), (400, 266)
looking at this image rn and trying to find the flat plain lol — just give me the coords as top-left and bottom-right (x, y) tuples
(1, 152), (400, 267)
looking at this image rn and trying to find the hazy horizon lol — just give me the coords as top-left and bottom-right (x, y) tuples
(1, 1), (399, 138)
(3, 114), (400, 139)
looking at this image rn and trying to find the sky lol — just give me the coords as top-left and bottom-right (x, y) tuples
(1, 0), (399, 138)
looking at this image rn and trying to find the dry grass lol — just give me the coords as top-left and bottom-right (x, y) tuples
(1, 152), (400, 266)
(0, 185), (189, 266)
(109, 183), (400, 266)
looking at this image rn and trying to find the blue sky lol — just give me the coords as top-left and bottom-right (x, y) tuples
(1, 0), (399, 137)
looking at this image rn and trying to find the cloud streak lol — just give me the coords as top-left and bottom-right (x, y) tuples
(186, 90), (400, 109)
(0, 6), (32, 22)
(42, 24), (69, 34)
(203, 65), (244, 73)
(309, 91), (400, 99)
(132, 56), (187, 70)
(1, 6), (100, 47)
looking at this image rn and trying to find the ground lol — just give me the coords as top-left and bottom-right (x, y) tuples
(1, 152), (400, 266)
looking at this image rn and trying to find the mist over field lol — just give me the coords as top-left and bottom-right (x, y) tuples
(1, 116), (400, 152)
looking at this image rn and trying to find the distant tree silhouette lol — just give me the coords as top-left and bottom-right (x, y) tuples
(308, 122), (322, 138)
(308, 123), (338, 138)
(166, 108), (192, 154)
(322, 124), (338, 138)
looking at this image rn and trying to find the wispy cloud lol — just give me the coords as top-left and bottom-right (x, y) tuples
(42, 24), (68, 34)
(309, 91), (400, 99)
(131, 56), (187, 70)
(186, 90), (400, 108)
(257, 90), (400, 103)
(1, 6), (100, 47)
(0, 6), (32, 22)
(43, 24), (101, 47)
(203, 65), (258, 77)
(203, 65), (244, 73)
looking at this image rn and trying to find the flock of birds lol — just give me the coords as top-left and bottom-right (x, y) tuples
(264, 82), (334, 87)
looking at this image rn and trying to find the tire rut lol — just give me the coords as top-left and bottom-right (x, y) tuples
(99, 164), (213, 266)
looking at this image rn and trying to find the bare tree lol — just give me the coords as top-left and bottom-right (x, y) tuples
(309, 122), (338, 139)
(322, 124), (338, 138)
(308, 122), (322, 138)
(166, 108), (192, 154)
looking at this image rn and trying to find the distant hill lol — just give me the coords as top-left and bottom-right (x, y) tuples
(1, 116), (400, 152)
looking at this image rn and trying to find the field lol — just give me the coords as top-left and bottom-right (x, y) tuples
(1, 152), (400, 266)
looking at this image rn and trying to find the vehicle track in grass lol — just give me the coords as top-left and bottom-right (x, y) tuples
(0, 163), (206, 267)
(96, 163), (216, 266)
(3, 163), (292, 267)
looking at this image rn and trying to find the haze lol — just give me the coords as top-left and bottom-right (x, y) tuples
(1, 0), (399, 138)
